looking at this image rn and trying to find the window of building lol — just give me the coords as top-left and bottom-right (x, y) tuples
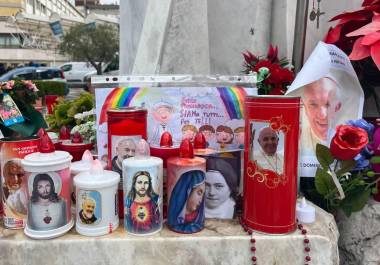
(0, 34), (22, 48)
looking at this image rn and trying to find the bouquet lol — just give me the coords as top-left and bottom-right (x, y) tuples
(0, 80), (46, 137)
(242, 44), (294, 95)
(314, 119), (380, 217)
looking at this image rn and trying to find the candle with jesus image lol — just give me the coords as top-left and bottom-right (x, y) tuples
(22, 130), (74, 239)
(122, 139), (163, 235)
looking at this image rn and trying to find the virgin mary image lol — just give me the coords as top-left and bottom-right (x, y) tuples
(168, 170), (206, 233)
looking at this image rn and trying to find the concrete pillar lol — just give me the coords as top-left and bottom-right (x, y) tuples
(159, 0), (210, 74)
(119, 0), (149, 74)
(120, 0), (298, 75)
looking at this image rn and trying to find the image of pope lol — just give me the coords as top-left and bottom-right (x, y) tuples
(253, 127), (284, 174)
(301, 77), (342, 154)
(2, 160), (27, 215)
(168, 170), (206, 233)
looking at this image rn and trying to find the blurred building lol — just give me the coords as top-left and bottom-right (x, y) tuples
(0, 0), (118, 69)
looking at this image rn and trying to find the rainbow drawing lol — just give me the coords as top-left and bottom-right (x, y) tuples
(98, 86), (246, 124)
(98, 87), (144, 124)
(216, 87), (246, 119)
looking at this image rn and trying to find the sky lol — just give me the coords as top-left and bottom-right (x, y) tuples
(99, 0), (119, 4)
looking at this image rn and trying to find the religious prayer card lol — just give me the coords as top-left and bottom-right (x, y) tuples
(0, 94), (24, 126)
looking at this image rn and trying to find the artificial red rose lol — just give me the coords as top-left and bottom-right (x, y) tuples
(330, 125), (369, 160)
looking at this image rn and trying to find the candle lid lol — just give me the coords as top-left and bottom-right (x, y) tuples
(296, 197), (316, 224)
(160, 132), (173, 147)
(59, 126), (71, 140)
(135, 139), (150, 159)
(71, 150), (94, 174)
(179, 139), (194, 158)
(39, 130), (55, 153)
(193, 132), (206, 149)
(74, 160), (119, 189)
(22, 150), (72, 167)
(72, 132), (83, 143)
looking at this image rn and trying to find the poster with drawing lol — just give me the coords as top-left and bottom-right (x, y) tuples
(95, 87), (254, 160)
(286, 42), (364, 177)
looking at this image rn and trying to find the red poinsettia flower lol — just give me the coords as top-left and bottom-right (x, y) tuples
(242, 50), (258, 66)
(324, 0), (380, 70)
(267, 44), (279, 63)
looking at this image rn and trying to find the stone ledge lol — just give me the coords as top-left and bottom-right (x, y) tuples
(0, 203), (339, 265)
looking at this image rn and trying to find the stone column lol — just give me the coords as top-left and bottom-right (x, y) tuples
(119, 0), (149, 74)
(158, 0), (210, 74)
(120, 0), (298, 75)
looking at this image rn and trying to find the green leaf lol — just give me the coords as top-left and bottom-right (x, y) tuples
(316, 144), (334, 170)
(341, 204), (353, 217)
(336, 160), (357, 176)
(370, 156), (380, 164)
(340, 186), (371, 216)
(367, 171), (376, 177)
(315, 167), (335, 196)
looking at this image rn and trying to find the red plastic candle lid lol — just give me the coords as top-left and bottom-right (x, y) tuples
(193, 132), (206, 149)
(39, 131), (56, 153)
(179, 139), (194, 158)
(59, 126), (71, 140)
(72, 132), (83, 143)
(160, 132), (173, 147)
(37, 128), (46, 138)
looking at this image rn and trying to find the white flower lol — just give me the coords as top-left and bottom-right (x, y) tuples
(70, 120), (96, 143)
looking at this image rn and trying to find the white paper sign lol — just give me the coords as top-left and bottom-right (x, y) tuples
(286, 42), (364, 177)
